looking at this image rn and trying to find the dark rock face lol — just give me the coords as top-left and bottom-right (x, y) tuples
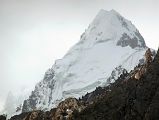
(9, 112), (30, 120)
(106, 65), (127, 83)
(134, 31), (146, 48)
(22, 69), (55, 113)
(53, 98), (84, 120)
(9, 110), (56, 120)
(117, 33), (146, 48)
(73, 48), (159, 120)
(22, 90), (40, 113)
(0, 115), (6, 120)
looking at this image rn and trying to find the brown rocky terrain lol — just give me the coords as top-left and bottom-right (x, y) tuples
(73, 48), (159, 120)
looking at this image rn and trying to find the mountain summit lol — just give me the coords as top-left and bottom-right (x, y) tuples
(22, 9), (148, 112)
(80, 9), (146, 48)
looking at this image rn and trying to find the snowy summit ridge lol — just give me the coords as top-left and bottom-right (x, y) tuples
(82, 9), (146, 49)
(22, 9), (148, 112)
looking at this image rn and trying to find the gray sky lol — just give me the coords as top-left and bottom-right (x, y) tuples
(0, 0), (159, 110)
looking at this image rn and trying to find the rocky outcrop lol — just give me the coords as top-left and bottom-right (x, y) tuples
(9, 98), (84, 120)
(53, 98), (84, 120)
(22, 69), (55, 113)
(117, 32), (146, 48)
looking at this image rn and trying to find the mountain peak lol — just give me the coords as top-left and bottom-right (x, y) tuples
(21, 10), (148, 113)
(110, 9), (118, 13)
(84, 9), (146, 48)
(98, 9), (120, 16)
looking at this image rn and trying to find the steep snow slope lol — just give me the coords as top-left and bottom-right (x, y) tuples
(22, 9), (148, 112)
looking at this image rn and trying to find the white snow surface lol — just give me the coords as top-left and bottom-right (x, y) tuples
(23, 9), (147, 112)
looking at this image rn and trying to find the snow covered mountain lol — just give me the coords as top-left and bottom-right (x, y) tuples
(22, 9), (148, 112)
